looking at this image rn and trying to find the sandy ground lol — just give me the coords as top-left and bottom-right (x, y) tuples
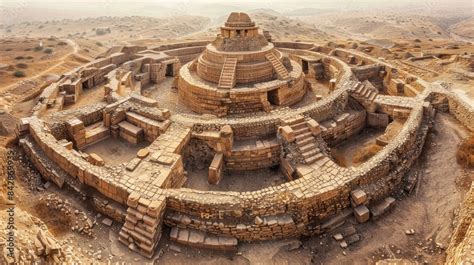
(185, 168), (287, 192)
(331, 127), (386, 167)
(82, 137), (149, 165)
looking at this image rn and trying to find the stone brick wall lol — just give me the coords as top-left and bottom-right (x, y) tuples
(160, 104), (428, 240)
(446, 93), (474, 131)
(445, 185), (473, 264)
(225, 138), (280, 171)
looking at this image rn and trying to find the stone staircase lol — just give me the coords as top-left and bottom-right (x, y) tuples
(265, 52), (290, 80)
(218, 57), (238, 89)
(283, 115), (324, 165)
(348, 81), (378, 112)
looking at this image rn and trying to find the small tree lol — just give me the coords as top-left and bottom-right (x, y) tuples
(13, 70), (26, 77)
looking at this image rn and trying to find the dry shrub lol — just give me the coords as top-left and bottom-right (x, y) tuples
(456, 135), (474, 168)
(353, 143), (383, 164)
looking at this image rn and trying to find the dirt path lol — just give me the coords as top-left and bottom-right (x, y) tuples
(1, 38), (85, 93)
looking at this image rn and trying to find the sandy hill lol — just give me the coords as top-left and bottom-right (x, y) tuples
(450, 17), (474, 40)
(295, 12), (455, 41)
(3, 16), (211, 43)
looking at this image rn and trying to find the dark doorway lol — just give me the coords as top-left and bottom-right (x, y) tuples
(166, 64), (174, 77)
(302, 60), (309, 74)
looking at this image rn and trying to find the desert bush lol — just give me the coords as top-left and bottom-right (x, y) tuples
(95, 28), (111, 36)
(95, 41), (103, 47)
(57, 41), (67, 46)
(14, 56), (25, 60)
(44, 48), (53, 54)
(34, 45), (44, 51)
(16, 63), (28, 69)
(13, 70), (26, 77)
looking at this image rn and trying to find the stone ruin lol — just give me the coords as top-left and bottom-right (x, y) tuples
(13, 12), (474, 262)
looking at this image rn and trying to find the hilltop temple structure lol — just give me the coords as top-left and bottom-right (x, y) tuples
(13, 11), (473, 264)
(178, 12), (306, 116)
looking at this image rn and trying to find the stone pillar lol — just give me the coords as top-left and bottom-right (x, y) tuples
(329, 78), (337, 93)
(208, 153), (224, 185)
(118, 192), (166, 258)
(219, 125), (233, 157)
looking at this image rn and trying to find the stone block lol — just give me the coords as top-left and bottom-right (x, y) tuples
(354, 205), (370, 223)
(88, 153), (105, 166)
(350, 189), (367, 206)
(278, 125), (295, 143)
(367, 112), (389, 128)
(208, 153), (224, 185)
(306, 119), (321, 136)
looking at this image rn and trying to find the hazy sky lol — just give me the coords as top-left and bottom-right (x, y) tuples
(1, 0), (472, 24)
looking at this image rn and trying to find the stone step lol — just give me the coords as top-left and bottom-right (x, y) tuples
(293, 126), (310, 136)
(321, 208), (354, 232)
(369, 197), (396, 220)
(218, 57), (237, 89)
(295, 132), (312, 142)
(305, 152), (324, 164)
(290, 121), (307, 131)
(369, 91), (378, 101)
(363, 88), (372, 98)
(170, 227), (238, 252)
(297, 137), (314, 146)
(354, 82), (364, 93)
(302, 149), (320, 159)
(265, 52), (290, 80)
(299, 143), (318, 153)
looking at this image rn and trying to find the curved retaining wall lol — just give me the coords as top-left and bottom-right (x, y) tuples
(160, 104), (428, 240)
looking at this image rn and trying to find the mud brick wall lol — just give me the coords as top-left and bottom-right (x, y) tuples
(350, 105), (427, 202)
(125, 112), (164, 142)
(47, 102), (108, 140)
(150, 63), (166, 83)
(225, 139), (280, 171)
(273, 42), (315, 50)
(183, 138), (215, 170)
(268, 73), (306, 106)
(351, 64), (383, 81)
(110, 53), (128, 65)
(163, 46), (206, 64)
(445, 185), (474, 264)
(126, 102), (170, 122)
(160, 102), (428, 240)
(320, 110), (366, 146)
(165, 211), (300, 241)
(27, 117), (130, 204)
(227, 89), (271, 115)
(152, 41), (210, 52)
(92, 195), (127, 223)
(446, 92), (474, 131)
(20, 137), (67, 188)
